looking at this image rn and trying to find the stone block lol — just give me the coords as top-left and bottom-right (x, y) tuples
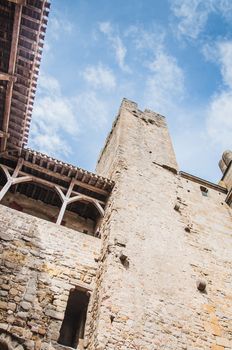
(216, 337), (231, 348)
(0, 231), (13, 241)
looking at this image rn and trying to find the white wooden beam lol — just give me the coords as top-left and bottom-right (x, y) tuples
(68, 194), (104, 217)
(0, 159), (32, 201)
(55, 179), (104, 225)
(55, 179), (75, 225)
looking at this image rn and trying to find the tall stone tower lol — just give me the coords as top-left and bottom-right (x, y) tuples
(0, 1), (232, 349)
(86, 99), (232, 350)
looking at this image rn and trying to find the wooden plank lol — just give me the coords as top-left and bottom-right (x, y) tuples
(1, 4), (23, 152)
(22, 0), (44, 145)
(9, 5), (22, 75)
(0, 73), (17, 82)
(7, 0), (26, 5)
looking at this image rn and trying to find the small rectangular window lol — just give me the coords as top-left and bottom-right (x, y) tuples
(58, 288), (90, 349)
(200, 186), (208, 197)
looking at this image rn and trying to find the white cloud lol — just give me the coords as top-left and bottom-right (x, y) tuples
(125, 25), (165, 52)
(207, 91), (232, 147)
(38, 74), (60, 95)
(171, 0), (232, 40)
(171, 0), (212, 39)
(99, 21), (112, 35)
(217, 41), (232, 88)
(29, 74), (79, 158)
(205, 40), (232, 148)
(82, 63), (116, 89)
(49, 15), (73, 40)
(200, 40), (232, 149)
(143, 50), (185, 114)
(215, 0), (232, 20)
(202, 40), (232, 88)
(30, 131), (71, 157)
(99, 21), (130, 72)
(73, 91), (110, 128)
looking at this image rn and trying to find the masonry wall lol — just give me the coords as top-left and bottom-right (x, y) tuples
(88, 99), (232, 350)
(0, 204), (101, 350)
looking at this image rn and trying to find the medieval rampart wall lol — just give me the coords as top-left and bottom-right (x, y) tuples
(0, 204), (100, 350)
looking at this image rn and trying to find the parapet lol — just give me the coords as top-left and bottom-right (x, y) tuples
(120, 98), (166, 124)
(97, 98), (167, 169)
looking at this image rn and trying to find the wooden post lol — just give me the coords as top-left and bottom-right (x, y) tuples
(55, 179), (75, 225)
(55, 179), (104, 225)
(0, 159), (32, 201)
(0, 180), (13, 201)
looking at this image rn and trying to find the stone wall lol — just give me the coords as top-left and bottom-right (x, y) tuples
(88, 99), (232, 350)
(0, 98), (231, 350)
(0, 204), (101, 350)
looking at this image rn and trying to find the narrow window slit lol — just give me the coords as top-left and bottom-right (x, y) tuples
(58, 288), (90, 349)
(200, 186), (208, 197)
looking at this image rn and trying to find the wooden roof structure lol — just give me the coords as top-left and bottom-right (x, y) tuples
(0, 0), (50, 152)
(0, 149), (114, 221)
(0, 0), (114, 226)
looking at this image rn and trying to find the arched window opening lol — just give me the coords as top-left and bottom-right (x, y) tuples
(62, 199), (103, 236)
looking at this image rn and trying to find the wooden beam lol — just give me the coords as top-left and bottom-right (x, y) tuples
(55, 179), (75, 225)
(55, 179), (104, 225)
(22, 0), (46, 142)
(4, 154), (109, 196)
(0, 177), (13, 201)
(0, 131), (10, 139)
(68, 194), (104, 217)
(0, 159), (32, 201)
(8, 0), (26, 4)
(1, 4), (23, 152)
(0, 73), (17, 82)
(0, 164), (106, 205)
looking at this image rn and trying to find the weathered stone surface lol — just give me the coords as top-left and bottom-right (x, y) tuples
(0, 231), (13, 241)
(216, 337), (231, 348)
(0, 202), (100, 349)
(0, 99), (231, 349)
(87, 99), (232, 349)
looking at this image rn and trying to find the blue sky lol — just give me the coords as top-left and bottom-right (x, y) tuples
(29, 0), (232, 183)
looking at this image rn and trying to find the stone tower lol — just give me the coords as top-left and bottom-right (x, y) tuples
(0, 1), (232, 349)
(86, 99), (232, 350)
(0, 98), (231, 350)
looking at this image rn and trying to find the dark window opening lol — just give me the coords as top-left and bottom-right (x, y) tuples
(58, 288), (90, 349)
(200, 186), (208, 197)
(0, 339), (10, 350)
